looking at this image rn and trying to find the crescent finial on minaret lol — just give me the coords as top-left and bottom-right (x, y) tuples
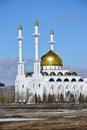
(50, 30), (54, 35)
(18, 25), (22, 30)
(34, 20), (39, 26)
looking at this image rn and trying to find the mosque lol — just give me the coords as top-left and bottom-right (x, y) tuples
(15, 21), (87, 104)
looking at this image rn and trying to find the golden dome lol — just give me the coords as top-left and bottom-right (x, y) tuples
(41, 50), (63, 66)
(18, 25), (22, 30)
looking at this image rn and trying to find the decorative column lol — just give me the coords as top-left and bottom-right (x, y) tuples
(17, 25), (25, 76)
(33, 21), (40, 75)
(49, 30), (55, 51)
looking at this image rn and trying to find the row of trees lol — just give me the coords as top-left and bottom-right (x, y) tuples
(34, 93), (87, 104)
(0, 87), (87, 104)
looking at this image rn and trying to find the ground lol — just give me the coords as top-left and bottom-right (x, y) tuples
(0, 103), (87, 130)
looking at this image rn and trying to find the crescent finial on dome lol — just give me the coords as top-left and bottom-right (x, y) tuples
(18, 25), (22, 30)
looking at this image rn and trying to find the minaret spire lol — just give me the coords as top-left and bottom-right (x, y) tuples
(49, 30), (55, 51)
(33, 21), (40, 75)
(17, 25), (25, 76)
(33, 21), (40, 60)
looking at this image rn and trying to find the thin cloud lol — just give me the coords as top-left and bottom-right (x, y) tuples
(53, 13), (80, 22)
(0, 58), (17, 67)
(25, 58), (34, 73)
(0, 58), (17, 86)
(63, 64), (87, 78)
(0, 58), (33, 86)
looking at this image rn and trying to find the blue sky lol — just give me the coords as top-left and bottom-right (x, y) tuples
(0, 0), (87, 85)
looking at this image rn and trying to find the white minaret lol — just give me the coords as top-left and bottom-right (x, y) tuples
(32, 21), (41, 76)
(49, 30), (55, 51)
(15, 25), (26, 103)
(17, 25), (25, 76)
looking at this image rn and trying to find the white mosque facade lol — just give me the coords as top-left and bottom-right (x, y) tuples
(15, 21), (87, 104)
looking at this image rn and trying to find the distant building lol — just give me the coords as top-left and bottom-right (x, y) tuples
(0, 83), (5, 87)
(0, 86), (15, 104)
(15, 21), (87, 104)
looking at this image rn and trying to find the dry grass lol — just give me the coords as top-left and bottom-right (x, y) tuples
(1, 118), (87, 130)
(0, 104), (87, 130)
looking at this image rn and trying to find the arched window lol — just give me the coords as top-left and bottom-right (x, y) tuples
(71, 78), (76, 82)
(64, 78), (69, 82)
(26, 72), (33, 77)
(72, 72), (77, 76)
(56, 78), (62, 82)
(49, 78), (55, 82)
(58, 72), (63, 76)
(68, 72), (71, 75)
(50, 72), (56, 76)
(43, 72), (49, 76)
(78, 78), (83, 82)
(65, 72), (69, 76)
